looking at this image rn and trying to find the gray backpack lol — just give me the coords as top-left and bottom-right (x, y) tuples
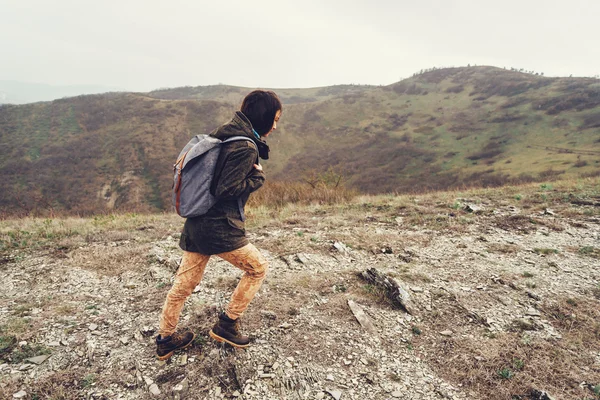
(172, 134), (256, 218)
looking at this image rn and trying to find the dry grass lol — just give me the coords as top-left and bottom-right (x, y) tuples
(415, 295), (600, 400)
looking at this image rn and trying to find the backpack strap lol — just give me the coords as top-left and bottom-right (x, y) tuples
(220, 136), (259, 222)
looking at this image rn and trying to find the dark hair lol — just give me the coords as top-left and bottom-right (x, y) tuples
(240, 90), (282, 135)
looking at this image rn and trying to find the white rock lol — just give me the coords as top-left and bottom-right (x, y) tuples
(327, 374), (335, 381)
(13, 391), (27, 399)
(326, 389), (342, 400)
(89, 323), (98, 331)
(391, 391), (403, 398)
(149, 383), (161, 396)
(440, 330), (453, 337)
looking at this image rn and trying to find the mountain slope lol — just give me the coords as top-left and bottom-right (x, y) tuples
(0, 66), (598, 215)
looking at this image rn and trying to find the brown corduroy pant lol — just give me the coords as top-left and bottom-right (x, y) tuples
(158, 243), (268, 337)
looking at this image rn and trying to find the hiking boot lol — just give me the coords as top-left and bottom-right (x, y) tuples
(209, 312), (250, 348)
(155, 330), (196, 360)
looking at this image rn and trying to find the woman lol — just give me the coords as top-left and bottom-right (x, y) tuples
(156, 90), (282, 360)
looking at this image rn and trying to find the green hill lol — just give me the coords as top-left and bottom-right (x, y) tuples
(0, 66), (598, 215)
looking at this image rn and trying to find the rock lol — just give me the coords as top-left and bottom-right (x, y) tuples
(326, 389), (342, 400)
(179, 354), (188, 366)
(48, 341), (60, 347)
(12, 391), (27, 399)
(530, 389), (556, 400)
(359, 268), (416, 314)
(149, 383), (161, 396)
(232, 390), (241, 397)
(296, 253), (310, 264)
(279, 322), (292, 330)
(440, 330), (453, 337)
(316, 392), (325, 400)
(464, 204), (483, 213)
(173, 377), (189, 396)
(120, 337), (129, 345)
(144, 376), (154, 386)
(347, 300), (377, 335)
(391, 391), (402, 398)
(527, 291), (541, 301)
(260, 310), (277, 320)
(526, 308), (541, 317)
(19, 364), (33, 371)
(327, 374), (335, 381)
(544, 208), (555, 216)
(140, 326), (155, 337)
(25, 355), (50, 365)
(88, 323), (98, 331)
(410, 287), (423, 293)
(333, 242), (349, 253)
(214, 387), (222, 396)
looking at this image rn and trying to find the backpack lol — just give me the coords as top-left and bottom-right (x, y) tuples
(172, 134), (256, 218)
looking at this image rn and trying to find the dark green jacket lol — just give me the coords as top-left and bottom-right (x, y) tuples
(179, 112), (269, 255)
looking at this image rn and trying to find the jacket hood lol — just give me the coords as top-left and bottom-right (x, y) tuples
(211, 111), (270, 159)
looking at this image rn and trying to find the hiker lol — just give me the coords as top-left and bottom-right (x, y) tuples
(156, 90), (282, 360)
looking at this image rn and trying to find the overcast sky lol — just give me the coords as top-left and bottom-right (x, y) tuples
(1, 0), (599, 92)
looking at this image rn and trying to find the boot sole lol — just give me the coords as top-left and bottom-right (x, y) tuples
(156, 332), (196, 361)
(209, 329), (250, 348)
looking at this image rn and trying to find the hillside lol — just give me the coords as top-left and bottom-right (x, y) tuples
(0, 66), (599, 215)
(0, 180), (599, 399)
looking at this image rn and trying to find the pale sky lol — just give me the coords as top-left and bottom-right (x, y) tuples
(1, 0), (599, 92)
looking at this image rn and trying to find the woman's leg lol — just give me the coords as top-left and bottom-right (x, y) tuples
(158, 251), (210, 337)
(216, 243), (269, 319)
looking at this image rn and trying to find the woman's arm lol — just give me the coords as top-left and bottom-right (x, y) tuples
(214, 146), (265, 199)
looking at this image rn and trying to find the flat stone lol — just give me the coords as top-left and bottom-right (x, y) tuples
(120, 337), (129, 345)
(279, 322), (292, 329)
(144, 376), (154, 386)
(410, 287), (423, 293)
(326, 389), (342, 400)
(391, 391), (402, 398)
(440, 330), (453, 337)
(25, 355), (50, 365)
(327, 374), (335, 381)
(13, 391), (27, 399)
(48, 341), (60, 347)
(179, 354), (187, 366)
(526, 308), (541, 317)
(149, 383), (161, 396)
(88, 323), (98, 331)
(316, 392), (325, 400)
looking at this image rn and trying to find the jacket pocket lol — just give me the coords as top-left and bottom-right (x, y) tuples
(226, 217), (246, 233)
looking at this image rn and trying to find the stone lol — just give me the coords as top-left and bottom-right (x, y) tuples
(149, 383), (161, 396)
(327, 374), (335, 381)
(48, 341), (60, 347)
(410, 287), (423, 293)
(173, 378), (189, 396)
(391, 391), (402, 398)
(25, 355), (50, 365)
(140, 326), (155, 337)
(232, 390), (241, 397)
(464, 204), (483, 213)
(347, 300), (377, 335)
(179, 354), (188, 366)
(88, 323), (98, 331)
(279, 322), (292, 329)
(144, 376), (154, 386)
(316, 392), (325, 400)
(333, 242), (349, 253)
(326, 389), (342, 400)
(13, 391), (27, 399)
(440, 330), (453, 337)
(120, 337), (129, 345)
(526, 308), (541, 317)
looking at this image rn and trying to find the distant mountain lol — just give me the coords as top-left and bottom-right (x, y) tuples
(0, 81), (124, 104)
(0, 66), (598, 215)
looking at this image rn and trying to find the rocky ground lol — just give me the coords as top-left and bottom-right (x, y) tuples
(1, 181), (599, 399)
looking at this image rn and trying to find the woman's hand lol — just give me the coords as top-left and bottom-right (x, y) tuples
(253, 164), (263, 172)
